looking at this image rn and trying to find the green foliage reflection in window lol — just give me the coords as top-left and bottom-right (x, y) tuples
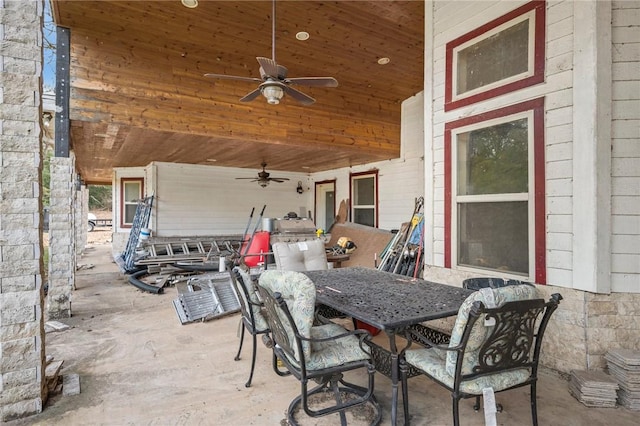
(457, 118), (528, 196)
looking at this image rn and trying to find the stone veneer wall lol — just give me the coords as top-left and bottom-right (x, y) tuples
(537, 286), (640, 372)
(0, 0), (46, 421)
(424, 266), (640, 373)
(75, 184), (87, 255)
(47, 155), (76, 319)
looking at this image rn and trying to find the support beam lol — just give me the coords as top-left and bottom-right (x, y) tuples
(572, 1), (612, 294)
(54, 26), (70, 158)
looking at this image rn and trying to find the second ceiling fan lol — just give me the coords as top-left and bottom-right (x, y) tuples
(204, 0), (338, 105)
(236, 163), (290, 188)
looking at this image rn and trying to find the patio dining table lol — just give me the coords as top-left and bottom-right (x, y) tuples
(303, 267), (472, 426)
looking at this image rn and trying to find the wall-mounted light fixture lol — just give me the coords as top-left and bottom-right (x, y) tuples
(296, 181), (304, 194)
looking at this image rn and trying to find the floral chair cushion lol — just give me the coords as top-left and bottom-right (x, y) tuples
(279, 323), (371, 371)
(258, 270), (316, 360)
(445, 284), (539, 377)
(404, 347), (530, 394)
(234, 267), (269, 332)
(404, 285), (538, 393)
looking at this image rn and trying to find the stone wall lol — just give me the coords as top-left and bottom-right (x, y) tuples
(0, 0), (46, 421)
(535, 286), (640, 373)
(47, 156), (76, 319)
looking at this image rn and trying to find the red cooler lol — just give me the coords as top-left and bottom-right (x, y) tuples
(242, 231), (270, 267)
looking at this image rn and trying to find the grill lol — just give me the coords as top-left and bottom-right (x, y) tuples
(269, 218), (318, 244)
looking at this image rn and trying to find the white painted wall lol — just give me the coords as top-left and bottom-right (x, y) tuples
(150, 162), (310, 236)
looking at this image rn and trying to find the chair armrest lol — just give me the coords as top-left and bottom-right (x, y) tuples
(298, 328), (373, 356)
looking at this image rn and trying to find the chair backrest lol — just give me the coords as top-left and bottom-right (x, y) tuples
(229, 266), (264, 330)
(257, 270), (317, 362)
(272, 239), (328, 271)
(462, 277), (534, 291)
(447, 285), (560, 379)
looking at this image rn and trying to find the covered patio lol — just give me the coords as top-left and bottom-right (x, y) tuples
(6, 240), (637, 426)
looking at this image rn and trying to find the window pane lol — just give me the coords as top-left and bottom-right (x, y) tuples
(457, 19), (529, 95)
(457, 118), (528, 195)
(354, 208), (375, 227)
(457, 201), (528, 275)
(124, 182), (140, 202)
(124, 204), (137, 224)
(354, 177), (374, 205)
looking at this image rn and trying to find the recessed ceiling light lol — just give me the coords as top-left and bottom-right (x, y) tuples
(296, 31), (310, 41)
(206, 158), (217, 162)
(301, 166), (310, 169)
(181, 0), (198, 9)
(377, 57), (391, 65)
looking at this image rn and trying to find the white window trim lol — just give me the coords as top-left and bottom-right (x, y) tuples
(351, 173), (378, 227)
(451, 110), (536, 280)
(451, 9), (537, 103)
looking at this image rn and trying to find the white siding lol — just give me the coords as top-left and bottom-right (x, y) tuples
(611, 0), (640, 293)
(152, 162), (309, 236)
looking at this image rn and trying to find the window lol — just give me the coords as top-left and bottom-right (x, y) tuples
(444, 98), (545, 283)
(350, 171), (378, 227)
(120, 178), (143, 227)
(445, 1), (545, 111)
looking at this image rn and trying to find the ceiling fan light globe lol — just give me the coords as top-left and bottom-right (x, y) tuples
(262, 85), (284, 105)
(259, 181), (269, 188)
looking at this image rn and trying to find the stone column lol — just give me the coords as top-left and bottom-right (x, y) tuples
(47, 155), (76, 317)
(74, 181), (86, 255)
(0, 0), (46, 421)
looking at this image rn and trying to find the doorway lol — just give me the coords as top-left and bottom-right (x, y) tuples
(314, 180), (336, 232)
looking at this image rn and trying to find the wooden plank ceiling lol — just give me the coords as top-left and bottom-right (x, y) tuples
(52, 0), (424, 184)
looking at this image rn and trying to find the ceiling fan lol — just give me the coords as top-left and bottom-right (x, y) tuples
(204, 0), (338, 105)
(236, 163), (290, 188)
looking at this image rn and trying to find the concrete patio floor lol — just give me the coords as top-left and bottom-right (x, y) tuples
(8, 240), (638, 426)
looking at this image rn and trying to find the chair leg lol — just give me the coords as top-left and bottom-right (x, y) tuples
(530, 382), (538, 426)
(244, 332), (258, 388)
(234, 322), (245, 361)
(473, 395), (481, 411)
(453, 396), (461, 426)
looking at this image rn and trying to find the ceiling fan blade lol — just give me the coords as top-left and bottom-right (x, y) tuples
(256, 57), (281, 79)
(236, 177), (259, 180)
(204, 73), (262, 83)
(239, 88), (262, 102)
(286, 77), (339, 88)
(283, 85), (315, 105)
(269, 178), (290, 182)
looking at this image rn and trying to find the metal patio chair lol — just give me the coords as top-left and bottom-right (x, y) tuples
(228, 266), (270, 387)
(257, 270), (381, 426)
(401, 285), (562, 426)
